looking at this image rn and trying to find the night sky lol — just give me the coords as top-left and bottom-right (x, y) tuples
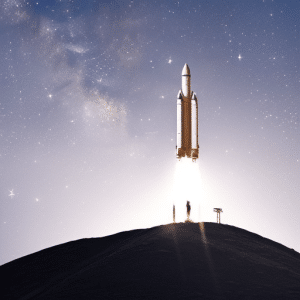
(1, 0), (299, 265)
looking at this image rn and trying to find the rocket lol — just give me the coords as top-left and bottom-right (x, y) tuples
(176, 64), (199, 161)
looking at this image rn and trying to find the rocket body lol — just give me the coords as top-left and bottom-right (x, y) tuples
(176, 64), (199, 161)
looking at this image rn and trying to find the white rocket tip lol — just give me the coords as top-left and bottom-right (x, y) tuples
(182, 64), (191, 76)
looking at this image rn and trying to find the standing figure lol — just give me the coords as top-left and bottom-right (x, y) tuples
(186, 201), (191, 221)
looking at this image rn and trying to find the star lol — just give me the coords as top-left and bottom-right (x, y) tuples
(238, 54), (242, 61)
(9, 189), (15, 199)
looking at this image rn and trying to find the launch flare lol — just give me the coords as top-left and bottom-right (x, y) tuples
(176, 64), (199, 161)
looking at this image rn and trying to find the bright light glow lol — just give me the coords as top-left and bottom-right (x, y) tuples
(171, 158), (203, 222)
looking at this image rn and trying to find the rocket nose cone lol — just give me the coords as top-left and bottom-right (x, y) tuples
(182, 63), (190, 76)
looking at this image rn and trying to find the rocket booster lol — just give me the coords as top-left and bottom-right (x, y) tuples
(176, 64), (199, 161)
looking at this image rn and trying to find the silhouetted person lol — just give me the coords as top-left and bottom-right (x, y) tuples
(186, 201), (191, 220)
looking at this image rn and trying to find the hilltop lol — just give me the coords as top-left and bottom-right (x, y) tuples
(2, 222), (300, 299)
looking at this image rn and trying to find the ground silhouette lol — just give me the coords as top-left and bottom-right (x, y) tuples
(1, 222), (300, 299)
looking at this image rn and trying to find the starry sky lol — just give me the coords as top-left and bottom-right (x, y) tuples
(1, 0), (299, 265)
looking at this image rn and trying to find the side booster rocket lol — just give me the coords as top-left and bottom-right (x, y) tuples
(176, 64), (199, 161)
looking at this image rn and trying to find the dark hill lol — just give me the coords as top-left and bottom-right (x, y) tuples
(1, 222), (300, 299)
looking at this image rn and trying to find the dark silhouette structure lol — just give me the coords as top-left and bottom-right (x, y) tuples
(173, 205), (175, 223)
(214, 208), (223, 224)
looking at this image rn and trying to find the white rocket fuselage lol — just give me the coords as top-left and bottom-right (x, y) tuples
(177, 64), (199, 161)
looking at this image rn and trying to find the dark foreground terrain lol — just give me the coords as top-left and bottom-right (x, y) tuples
(1, 222), (300, 299)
